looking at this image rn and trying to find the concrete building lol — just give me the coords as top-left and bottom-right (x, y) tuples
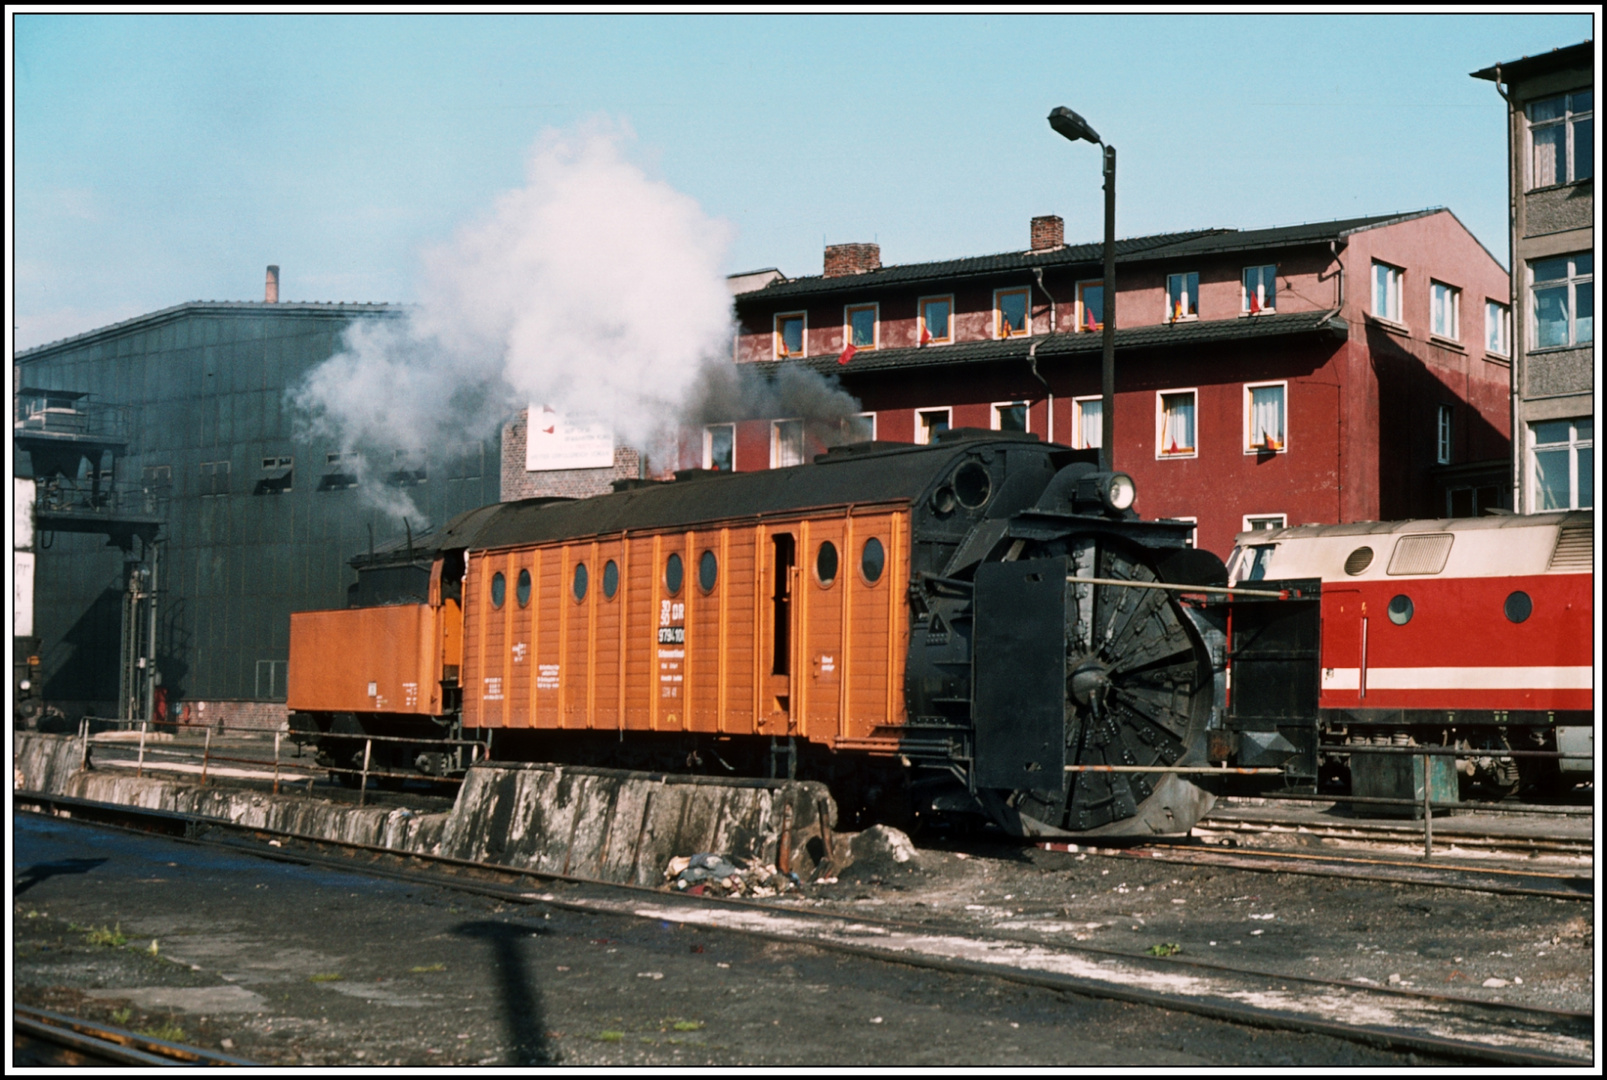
(13, 274), (502, 727)
(1473, 40), (1595, 513)
(718, 209), (1512, 556)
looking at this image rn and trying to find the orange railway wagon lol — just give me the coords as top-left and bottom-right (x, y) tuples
(292, 431), (1231, 835)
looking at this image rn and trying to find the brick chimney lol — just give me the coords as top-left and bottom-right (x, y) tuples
(265, 265), (280, 303)
(1030, 216), (1064, 251)
(824, 243), (881, 278)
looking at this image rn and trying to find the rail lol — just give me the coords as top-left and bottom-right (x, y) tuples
(79, 718), (487, 805)
(13, 1004), (258, 1067)
(1064, 574), (1301, 599)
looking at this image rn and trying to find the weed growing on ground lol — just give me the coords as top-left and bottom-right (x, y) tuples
(111, 1007), (133, 1025)
(409, 963), (447, 973)
(82, 924), (129, 947)
(669, 1020), (704, 1032)
(595, 1031), (625, 1042)
(1146, 942), (1183, 957)
(136, 1022), (186, 1042)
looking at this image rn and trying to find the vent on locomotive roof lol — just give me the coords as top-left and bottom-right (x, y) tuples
(1386, 533), (1454, 576)
(1548, 521), (1593, 572)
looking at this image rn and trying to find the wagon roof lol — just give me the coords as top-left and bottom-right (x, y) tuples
(1232, 510), (1590, 546)
(463, 430), (1052, 551)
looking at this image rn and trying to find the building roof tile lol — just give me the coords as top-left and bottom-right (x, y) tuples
(739, 211), (1440, 306)
(750, 309), (1347, 378)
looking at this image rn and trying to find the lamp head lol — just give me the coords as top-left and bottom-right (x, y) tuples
(1048, 106), (1101, 145)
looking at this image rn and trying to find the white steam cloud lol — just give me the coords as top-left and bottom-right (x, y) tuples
(293, 119), (863, 526)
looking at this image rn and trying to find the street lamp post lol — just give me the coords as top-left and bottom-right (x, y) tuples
(1048, 106), (1115, 473)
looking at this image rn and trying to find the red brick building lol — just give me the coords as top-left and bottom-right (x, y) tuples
(713, 209), (1512, 556)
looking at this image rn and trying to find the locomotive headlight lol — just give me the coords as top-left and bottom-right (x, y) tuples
(1102, 472), (1136, 512)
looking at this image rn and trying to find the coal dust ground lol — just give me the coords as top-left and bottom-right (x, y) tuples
(11, 811), (1469, 1068)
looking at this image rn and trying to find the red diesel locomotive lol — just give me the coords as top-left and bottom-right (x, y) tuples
(1223, 511), (1593, 792)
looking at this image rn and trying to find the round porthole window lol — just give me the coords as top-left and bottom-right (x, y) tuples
(516, 568), (532, 607)
(490, 571), (506, 609)
(603, 559), (619, 599)
(816, 541), (838, 586)
(931, 486), (957, 514)
(1504, 590), (1532, 623)
(861, 537), (885, 583)
(1343, 546), (1374, 576)
(666, 552), (684, 596)
(1387, 594), (1413, 625)
(953, 462), (992, 509)
(572, 562), (588, 602)
(699, 550), (718, 593)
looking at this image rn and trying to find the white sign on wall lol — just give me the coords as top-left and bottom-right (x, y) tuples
(525, 405), (616, 471)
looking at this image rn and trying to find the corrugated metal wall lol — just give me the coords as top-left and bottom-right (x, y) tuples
(17, 306), (503, 708)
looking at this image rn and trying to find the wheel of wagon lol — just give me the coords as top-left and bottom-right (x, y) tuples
(979, 536), (1215, 837)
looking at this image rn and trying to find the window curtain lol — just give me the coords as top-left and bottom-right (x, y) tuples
(1163, 395), (1194, 453)
(1251, 387), (1283, 449)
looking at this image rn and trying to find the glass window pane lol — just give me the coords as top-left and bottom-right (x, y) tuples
(1162, 393), (1195, 453)
(1575, 252), (1593, 276)
(1569, 89), (1592, 113)
(1577, 446), (1594, 509)
(1574, 282), (1593, 343)
(1263, 267), (1275, 309)
(1532, 256), (1570, 283)
(924, 300), (950, 339)
(1080, 285), (1103, 330)
(1250, 386), (1284, 448)
(1529, 94), (1566, 122)
(708, 425), (733, 472)
(850, 308), (876, 347)
(1533, 419), (1572, 445)
(1078, 399), (1102, 449)
(1534, 285), (1570, 347)
(1576, 416), (1593, 441)
(1000, 292), (1027, 333)
(780, 317), (803, 354)
(1532, 123), (1564, 186)
(997, 403), (1027, 432)
(1574, 118), (1593, 181)
(775, 420), (804, 466)
(1534, 448), (1571, 509)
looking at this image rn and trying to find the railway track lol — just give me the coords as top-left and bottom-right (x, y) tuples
(12, 1004), (259, 1067)
(13, 789), (1593, 1067)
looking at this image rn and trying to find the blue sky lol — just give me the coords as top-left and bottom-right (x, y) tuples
(10, 12), (1596, 351)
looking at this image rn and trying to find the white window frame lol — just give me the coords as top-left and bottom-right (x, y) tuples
(1435, 405), (1454, 466)
(1075, 279), (1105, 333)
(994, 287), (1031, 339)
(840, 411), (876, 442)
(844, 302), (879, 351)
(1243, 381), (1288, 455)
(1430, 280), (1461, 341)
(703, 422), (735, 472)
(1242, 265), (1276, 315)
(1242, 513), (1287, 532)
(1484, 299), (1511, 357)
(1528, 253), (1593, 350)
(918, 294), (954, 346)
(1527, 90), (1593, 189)
(1156, 388), (1198, 460)
(1072, 395), (1103, 451)
(774, 311), (807, 359)
(915, 406), (952, 446)
(1372, 261), (1404, 324)
(771, 418), (805, 469)
(1165, 272), (1199, 322)
(1528, 418), (1594, 511)
(991, 400), (1030, 434)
